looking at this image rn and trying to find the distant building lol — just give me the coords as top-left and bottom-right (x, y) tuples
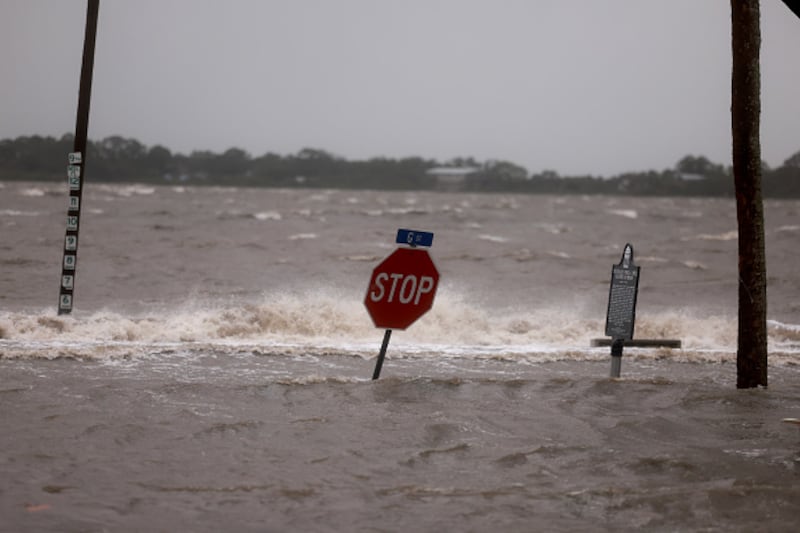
(425, 166), (480, 189)
(677, 172), (707, 181)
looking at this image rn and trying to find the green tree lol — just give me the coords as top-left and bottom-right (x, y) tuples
(676, 154), (726, 177)
(144, 145), (172, 176)
(217, 147), (251, 177)
(783, 149), (800, 168)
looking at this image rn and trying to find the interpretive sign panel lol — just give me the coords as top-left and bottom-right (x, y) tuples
(604, 243), (640, 340)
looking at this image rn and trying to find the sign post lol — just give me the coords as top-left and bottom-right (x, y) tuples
(364, 229), (439, 379)
(604, 243), (640, 378)
(58, 0), (99, 315)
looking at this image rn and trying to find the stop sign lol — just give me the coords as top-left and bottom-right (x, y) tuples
(364, 247), (440, 330)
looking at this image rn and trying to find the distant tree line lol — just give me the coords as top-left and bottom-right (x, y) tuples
(2, 133), (800, 197)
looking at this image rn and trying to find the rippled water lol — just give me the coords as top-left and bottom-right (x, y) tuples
(1, 181), (799, 531)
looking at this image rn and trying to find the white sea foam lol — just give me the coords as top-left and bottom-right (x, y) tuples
(111, 185), (156, 197)
(0, 209), (40, 216)
(308, 193), (331, 202)
(343, 254), (381, 262)
(682, 260), (707, 270)
(254, 211), (282, 221)
(690, 231), (738, 241)
(19, 187), (46, 197)
(2, 291), (794, 363)
(386, 207), (430, 215)
(637, 256), (668, 263)
(607, 209), (638, 219)
(477, 234), (509, 243)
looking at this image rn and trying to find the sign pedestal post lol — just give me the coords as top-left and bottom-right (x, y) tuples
(372, 329), (393, 380)
(610, 338), (624, 378)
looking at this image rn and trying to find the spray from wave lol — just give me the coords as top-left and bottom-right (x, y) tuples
(2, 289), (798, 365)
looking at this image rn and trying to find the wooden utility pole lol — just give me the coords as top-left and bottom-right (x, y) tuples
(731, 0), (767, 388)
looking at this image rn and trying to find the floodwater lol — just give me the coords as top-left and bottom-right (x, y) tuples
(1, 181), (799, 531)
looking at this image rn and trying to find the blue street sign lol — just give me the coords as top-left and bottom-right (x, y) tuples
(396, 228), (434, 248)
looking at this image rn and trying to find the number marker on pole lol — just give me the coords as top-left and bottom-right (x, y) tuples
(57, 0), (99, 315)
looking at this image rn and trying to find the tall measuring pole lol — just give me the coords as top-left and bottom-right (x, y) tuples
(58, 0), (99, 315)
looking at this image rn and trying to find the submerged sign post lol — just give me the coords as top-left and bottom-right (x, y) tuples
(604, 243), (640, 378)
(364, 229), (439, 379)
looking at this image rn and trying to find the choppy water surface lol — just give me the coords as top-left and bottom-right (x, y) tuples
(1, 182), (799, 531)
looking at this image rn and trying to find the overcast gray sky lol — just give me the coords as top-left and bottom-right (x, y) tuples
(2, 0), (799, 177)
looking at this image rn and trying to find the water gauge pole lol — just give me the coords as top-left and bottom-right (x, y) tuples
(58, 0), (99, 315)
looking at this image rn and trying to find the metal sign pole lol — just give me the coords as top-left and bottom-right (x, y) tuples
(371, 329), (393, 380)
(365, 229), (439, 380)
(610, 338), (624, 378)
(58, 0), (99, 315)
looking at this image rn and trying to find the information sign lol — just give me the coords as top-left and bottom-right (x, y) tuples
(604, 243), (640, 340)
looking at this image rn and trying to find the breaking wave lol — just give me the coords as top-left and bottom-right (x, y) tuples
(1, 290), (798, 364)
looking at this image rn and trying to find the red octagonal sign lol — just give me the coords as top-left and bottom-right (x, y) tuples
(364, 247), (440, 330)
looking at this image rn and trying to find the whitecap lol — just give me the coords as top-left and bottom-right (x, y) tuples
(477, 234), (509, 243)
(547, 251), (571, 259)
(386, 207), (429, 215)
(607, 209), (638, 219)
(691, 231), (738, 241)
(682, 260), (707, 270)
(288, 233), (317, 240)
(116, 185), (156, 197)
(254, 211), (282, 221)
(343, 255), (381, 262)
(637, 255), (668, 263)
(0, 209), (40, 216)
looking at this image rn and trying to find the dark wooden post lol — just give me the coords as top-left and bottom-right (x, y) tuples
(731, 0), (768, 388)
